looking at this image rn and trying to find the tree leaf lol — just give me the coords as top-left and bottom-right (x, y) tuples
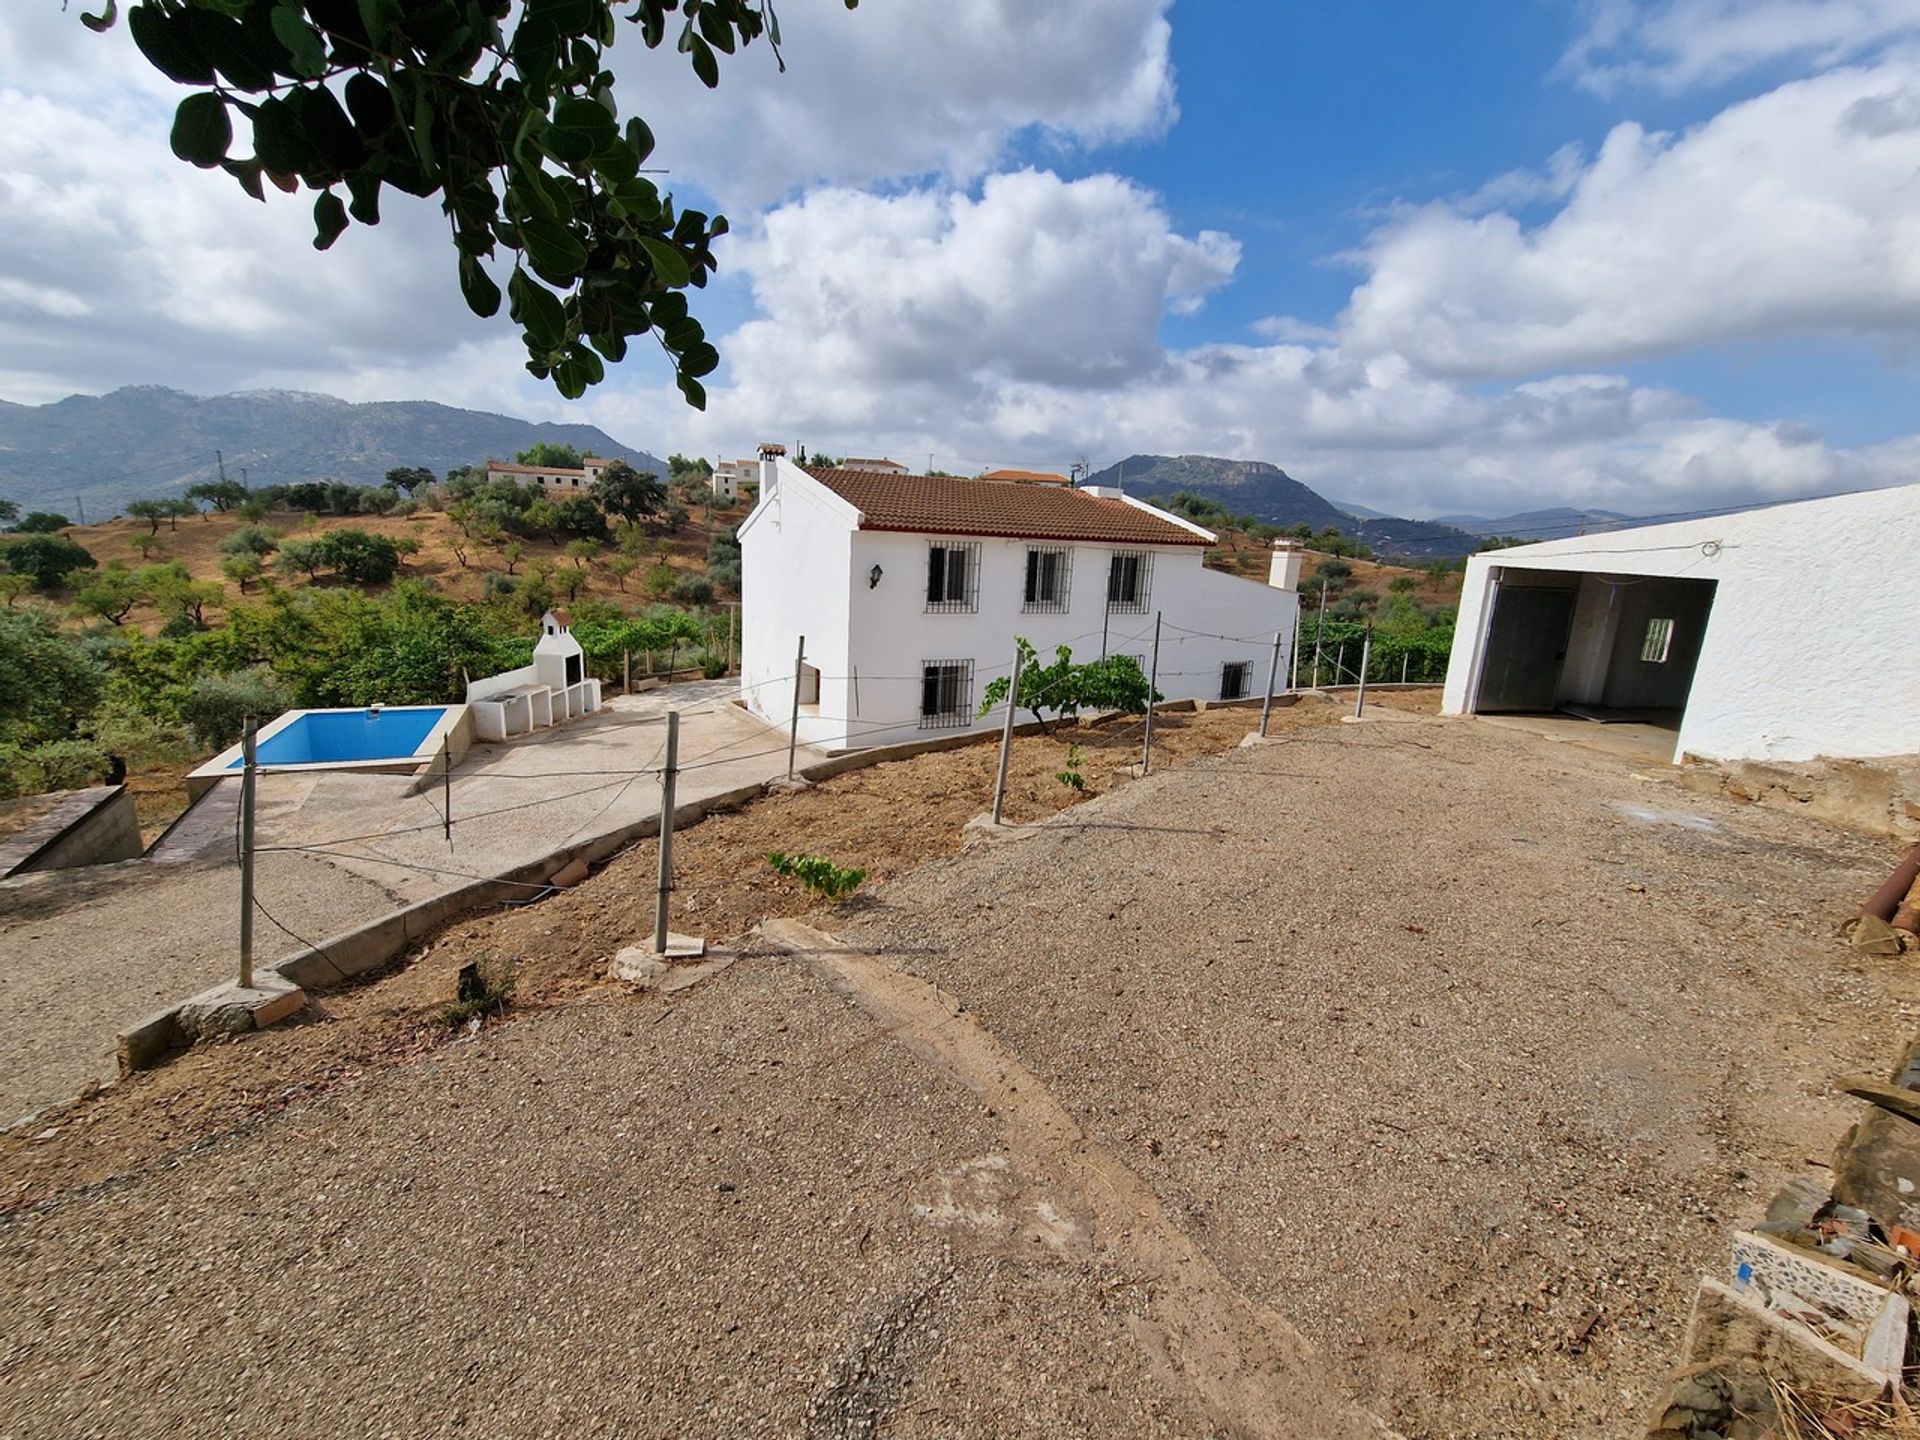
(270, 4), (326, 79)
(676, 372), (708, 410)
(459, 255), (503, 318)
(689, 32), (719, 88)
(79, 0), (117, 34)
(170, 93), (232, 168)
(520, 218), (588, 283)
(509, 269), (567, 350)
(312, 191), (349, 250)
(344, 171), (382, 225)
(546, 96), (615, 165)
(129, 3), (214, 84)
(680, 340), (720, 378)
(638, 235), (690, 288)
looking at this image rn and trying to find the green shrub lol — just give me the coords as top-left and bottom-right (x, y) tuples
(3, 534), (96, 590)
(670, 573), (714, 605)
(0, 739), (110, 799)
(1055, 743), (1086, 791)
(219, 525), (281, 559)
(766, 851), (867, 900)
(179, 667), (292, 749)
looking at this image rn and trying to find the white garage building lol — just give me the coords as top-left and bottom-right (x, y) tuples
(1441, 482), (1920, 765)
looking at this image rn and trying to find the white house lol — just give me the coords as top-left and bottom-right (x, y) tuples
(738, 453), (1302, 750)
(1441, 482), (1920, 764)
(711, 459), (757, 503)
(464, 610), (603, 740)
(483, 456), (622, 496)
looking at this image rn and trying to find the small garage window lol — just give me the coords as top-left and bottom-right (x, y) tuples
(1220, 661), (1252, 700)
(1640, 618), (1675, 664)
(797, 662), (821, 705)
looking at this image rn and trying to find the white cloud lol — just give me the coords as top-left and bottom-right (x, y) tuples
(1339, 60), (1920, 376)
(614, 0), (1177, 207)
(1562, 0), (1920, 94)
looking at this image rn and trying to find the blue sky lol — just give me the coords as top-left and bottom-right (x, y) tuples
(5, 0), (1920, 517)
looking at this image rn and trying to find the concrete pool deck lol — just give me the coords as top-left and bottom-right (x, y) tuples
(0, 683), (824, 1124)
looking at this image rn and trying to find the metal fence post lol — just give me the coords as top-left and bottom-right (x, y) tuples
(623, 648), (631, 693)
(1141, 611), (1162, 774)
(1336, 642), (1348, 685)
(654, 710), (679, 953)
(1260, 628), (1283, 737)
(1354, 627), (1374, 718)
(786, 634), (805, 780)
(442, 736), (451, 843)
(1401, 653), (1409, 685)
(1311, 580), (1328, 687)
(990, 644), (1025, 824)
(239, 716), (257, 990)
(1289, 608), (1302, 692)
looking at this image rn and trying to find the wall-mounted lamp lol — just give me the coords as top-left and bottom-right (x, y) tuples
(868, 564), (884, 589)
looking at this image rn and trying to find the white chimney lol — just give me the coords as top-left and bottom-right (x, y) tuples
(757, 441), (786, 494)
(1268, 539), (1304, 592)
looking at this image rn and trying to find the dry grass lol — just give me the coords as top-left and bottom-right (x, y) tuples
(1766, 1378), (1920, 1439)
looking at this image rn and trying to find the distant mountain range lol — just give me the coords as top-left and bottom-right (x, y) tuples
(1430, 506), (1635, 541)
(1088, 453), (1483, 560)
(0, 387), (664, 519)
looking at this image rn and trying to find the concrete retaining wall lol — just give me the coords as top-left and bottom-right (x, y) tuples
(0, 786), (143, 878)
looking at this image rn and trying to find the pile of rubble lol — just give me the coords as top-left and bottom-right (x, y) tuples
(1643, 844), (1920, 1439)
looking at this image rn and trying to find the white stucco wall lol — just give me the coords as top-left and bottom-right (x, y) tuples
(1442, 482), (1920, 763)
(738, 459), (859, 749)
(739, 460), (1299, 749)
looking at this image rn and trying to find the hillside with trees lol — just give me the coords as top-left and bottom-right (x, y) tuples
(0, 387), (666, 519)
(0, 452), (740, 829)
(1090, 453), (1486, 561)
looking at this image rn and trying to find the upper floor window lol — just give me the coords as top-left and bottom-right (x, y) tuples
(1107, 551), (1152, 614)
(1023, 546), (1072, 613)
(926, 541), (980, 613)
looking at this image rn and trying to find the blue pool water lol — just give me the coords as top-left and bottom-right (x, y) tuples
(229, 707), (449, 768)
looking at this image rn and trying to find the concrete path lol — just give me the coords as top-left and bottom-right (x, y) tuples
(0, 683), (815, 1125)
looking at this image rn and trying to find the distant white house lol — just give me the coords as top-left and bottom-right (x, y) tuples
(839, 456), (911, 474)
(483, 456), (622, 496)
(738, 451), (1303, 750)
(1441, 481), (1920, 764)
(711, 459), (758, 503)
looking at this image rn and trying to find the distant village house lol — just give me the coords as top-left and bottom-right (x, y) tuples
(483, 456), (622, 495)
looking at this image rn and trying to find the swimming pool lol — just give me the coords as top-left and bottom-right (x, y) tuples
(187, 703), (472, 800)
(227, 706), (453, 768)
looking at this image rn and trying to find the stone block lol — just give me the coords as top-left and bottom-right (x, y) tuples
(176, 976), (307, 1040)
(1682, 1275), (1891, 1403)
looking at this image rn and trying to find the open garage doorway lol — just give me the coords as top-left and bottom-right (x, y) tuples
(1473, 568), (1718, 735)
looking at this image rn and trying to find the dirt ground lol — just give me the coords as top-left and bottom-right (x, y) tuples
(0, 701), (1328, 1212)
(1, 701), (1906, 1438)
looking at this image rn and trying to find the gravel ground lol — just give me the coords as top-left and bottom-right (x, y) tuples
(839, 710), (1912, 1437)
(0, 852), (404, 1126)
(0, 963), (1209, 1440)
(0, 708), (1906, 1438)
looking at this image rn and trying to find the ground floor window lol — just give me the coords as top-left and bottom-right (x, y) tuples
(797, 662), (821, 705)
(1640, 617), (1675, 664)
(1220, 660), (1251, 700)
(920, 659), (975, 729)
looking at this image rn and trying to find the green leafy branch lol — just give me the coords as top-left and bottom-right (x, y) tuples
(95, 0), (859, 402)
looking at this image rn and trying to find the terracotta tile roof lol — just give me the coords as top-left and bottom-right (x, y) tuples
(486, 461), (588, 477)
(804, 468), (1210, 546)
(979, 468), (1069, 485)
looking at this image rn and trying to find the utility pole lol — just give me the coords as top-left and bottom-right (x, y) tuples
(1140, 612), (1162, 774)
(74, 495), (86, 526)
(786, 634), (806, 780)
(1259, 629), (1283, 737)
(216, 450), (228, 484)
(653, 711), (679, 954)
(238, 717), (258, 990)
(990, 643), (1026, 825)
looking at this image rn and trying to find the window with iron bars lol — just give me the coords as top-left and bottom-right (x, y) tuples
(1220, 660), (1252, 701)
(926, 541), (981, 613)
(1023, 545), (1073, 613)
(1106, 550), (1152, 613)
(919, 659), (975, 729)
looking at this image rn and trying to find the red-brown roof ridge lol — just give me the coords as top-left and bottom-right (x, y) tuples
(803, 467), (1209, 546)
